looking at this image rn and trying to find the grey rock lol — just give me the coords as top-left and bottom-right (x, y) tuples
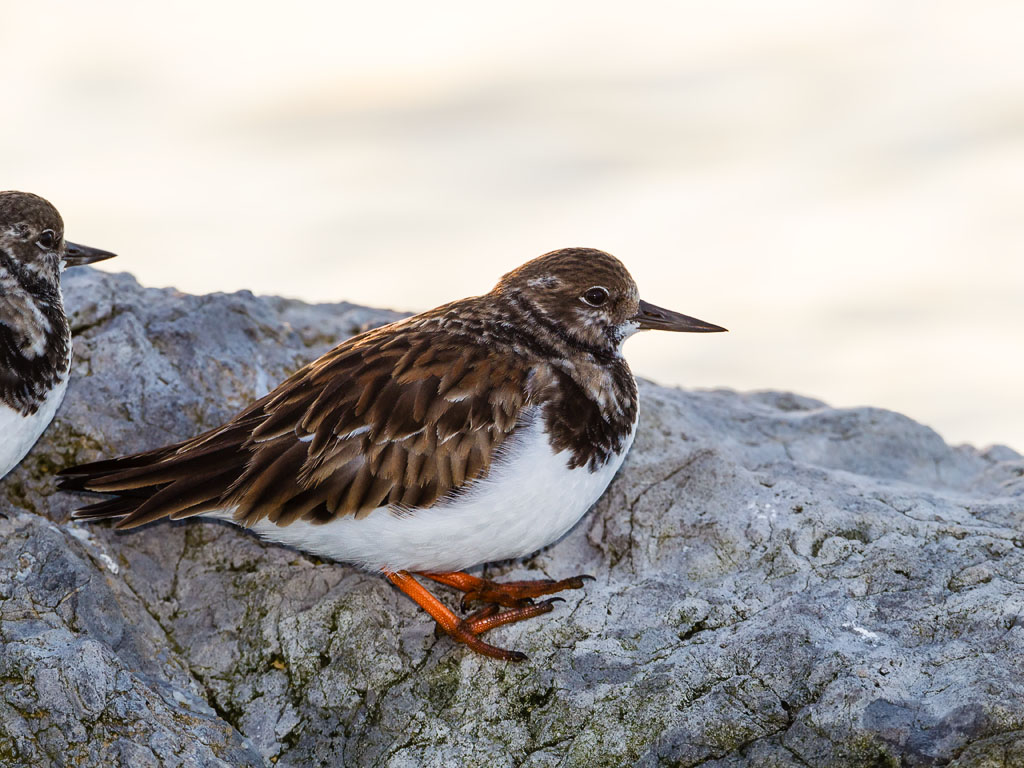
(2, 267), (1023, 768)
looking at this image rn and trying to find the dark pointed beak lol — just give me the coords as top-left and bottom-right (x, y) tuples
(631, 299), (727, 333)
(63, 240), (117, 267)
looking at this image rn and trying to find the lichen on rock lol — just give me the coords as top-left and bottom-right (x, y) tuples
(2, 268), (1023, 767)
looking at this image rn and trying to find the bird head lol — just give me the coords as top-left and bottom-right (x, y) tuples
(496, 247), (726, 356)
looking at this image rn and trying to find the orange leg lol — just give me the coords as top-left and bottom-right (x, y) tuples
(419, 570), (592, 609)
(385, 570), (529, 661)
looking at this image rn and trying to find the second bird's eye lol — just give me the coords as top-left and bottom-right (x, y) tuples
(582, 287), (609, 307)
(37, 230), (57, 250)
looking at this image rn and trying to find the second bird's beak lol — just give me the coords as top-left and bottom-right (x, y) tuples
(63, 240), (117, 267)
(631, 299), (728, 333)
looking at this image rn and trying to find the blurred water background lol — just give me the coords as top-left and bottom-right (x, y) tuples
(1, 1), (1022, 450)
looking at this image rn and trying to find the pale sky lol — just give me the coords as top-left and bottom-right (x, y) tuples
(1, 0), (1022, 450)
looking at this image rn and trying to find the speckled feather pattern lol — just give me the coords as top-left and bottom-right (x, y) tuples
(0, 193), (71, 417)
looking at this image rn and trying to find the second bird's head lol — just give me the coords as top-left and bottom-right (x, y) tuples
(0, 191), (116, 288)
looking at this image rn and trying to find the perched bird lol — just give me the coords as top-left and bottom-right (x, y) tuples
(60, 248), (725, 661)
(1, 191), (116, 480)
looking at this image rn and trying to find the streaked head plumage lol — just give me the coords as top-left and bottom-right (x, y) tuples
(496, 247), (642, 352)
(0, 191), (67, 283)
(495, 247), (726, 354)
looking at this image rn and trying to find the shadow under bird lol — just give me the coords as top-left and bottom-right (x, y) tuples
(0, 191), (116, 480)
(60, 248), (725, 661)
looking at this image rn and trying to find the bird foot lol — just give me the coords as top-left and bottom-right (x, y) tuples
(387, 570), (588, 662)
(462, 598), (564, 634)
(419, 570), (592, 609)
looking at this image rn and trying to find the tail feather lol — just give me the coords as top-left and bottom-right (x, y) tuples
(61, 424), (257, 526)
(57, 445), (180, 478)
(64, 444), (244, 494)
(72, 496), (145, 521)
(115, 468), (242, 529)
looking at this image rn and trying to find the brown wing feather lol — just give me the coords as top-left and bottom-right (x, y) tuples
(60, 314), (533, 530)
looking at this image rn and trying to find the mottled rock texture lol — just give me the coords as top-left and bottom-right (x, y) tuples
(2, 268), (1023, 768)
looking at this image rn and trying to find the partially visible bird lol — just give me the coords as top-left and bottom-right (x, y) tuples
(1, 191), (116, 480)
(60, 248), (725, 661)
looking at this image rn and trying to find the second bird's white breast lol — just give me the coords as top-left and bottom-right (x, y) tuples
(0, 373), (68, 479)
(243, 411), (637, 572)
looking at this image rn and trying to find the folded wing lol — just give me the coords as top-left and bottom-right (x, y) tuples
(60, 319), (531, 529)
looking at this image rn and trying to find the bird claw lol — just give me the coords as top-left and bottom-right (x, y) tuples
(411, 570), (590, 660)
(459, 574), (591, 608)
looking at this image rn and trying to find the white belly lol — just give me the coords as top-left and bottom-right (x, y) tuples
(0, 374), (69, 479)
(237, 413), (637, 572)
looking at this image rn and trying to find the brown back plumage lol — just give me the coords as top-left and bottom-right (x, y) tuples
(61, 307), (531, 528)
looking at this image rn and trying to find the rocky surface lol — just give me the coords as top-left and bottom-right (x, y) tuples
(2, 268), (1024, 768)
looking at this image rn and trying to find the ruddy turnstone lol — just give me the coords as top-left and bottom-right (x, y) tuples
(1, 191), (116, 480)
(60, 248), (725, 661)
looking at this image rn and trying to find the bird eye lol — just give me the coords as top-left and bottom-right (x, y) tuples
(582, 286), (609, 307)
(36, 230), (57, 250)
